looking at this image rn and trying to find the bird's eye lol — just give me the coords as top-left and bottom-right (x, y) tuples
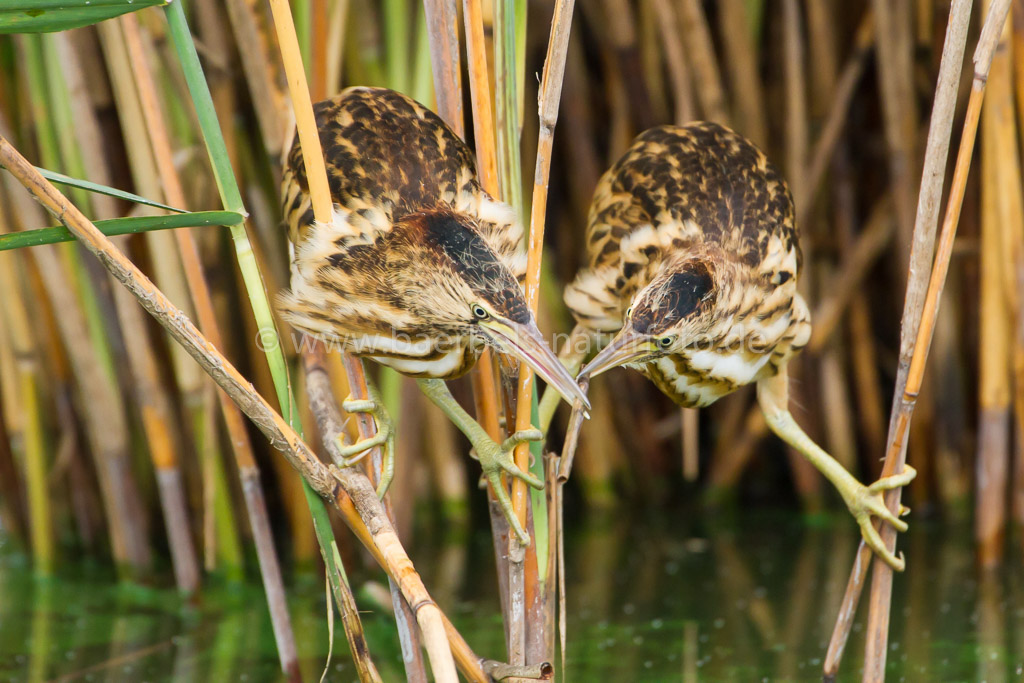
(658, 336), (673, 349)
(472, 304), (490, 320)
(625, 306), (633, 319)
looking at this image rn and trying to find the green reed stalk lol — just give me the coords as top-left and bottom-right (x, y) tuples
(163, 2), (359, 669)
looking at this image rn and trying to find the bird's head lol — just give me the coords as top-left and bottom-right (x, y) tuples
(403, 209), (590, 409)
(580, 257), (718, 378)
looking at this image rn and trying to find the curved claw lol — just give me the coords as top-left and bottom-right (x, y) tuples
(849, 466), (917, 571)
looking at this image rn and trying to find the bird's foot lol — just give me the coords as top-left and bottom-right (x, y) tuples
(472, 428), (545, 546)
(842, 465), (917, 571)
(336, 394), (395, 498)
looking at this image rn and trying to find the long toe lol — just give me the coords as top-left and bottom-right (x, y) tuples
(488, 471), (531, 546)
(499, 459), (544, 489)
(342, 398), (377, 414)
(859, 518), (905, 571)
(336, 431), (386, 460)
(501, 428), (544, 451)
(867, 465), (917, 492)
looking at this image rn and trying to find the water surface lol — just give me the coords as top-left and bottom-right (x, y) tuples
(1, 510), (1021, 681)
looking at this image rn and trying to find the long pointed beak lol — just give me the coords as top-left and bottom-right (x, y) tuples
(579, 328), (656, 379)
(481, 318), (591, 411)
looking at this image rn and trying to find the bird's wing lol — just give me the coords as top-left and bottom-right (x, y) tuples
(281, 87), (480, 247)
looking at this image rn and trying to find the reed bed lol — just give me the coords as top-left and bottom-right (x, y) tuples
(1, 1), (1022, 680)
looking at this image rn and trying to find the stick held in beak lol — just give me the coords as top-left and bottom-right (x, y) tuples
(481, 317), (591, 411)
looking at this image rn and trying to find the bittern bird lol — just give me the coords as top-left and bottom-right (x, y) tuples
(278, 87), (588, 544)
(560, 123), (915, 569)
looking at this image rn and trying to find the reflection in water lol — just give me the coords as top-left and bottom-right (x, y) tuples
(1, 510), (1022, 681)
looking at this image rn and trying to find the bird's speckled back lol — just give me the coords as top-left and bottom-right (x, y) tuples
(283, 87), (478, 241)
(567, 122), (803, 334)
(586, 123), (799, 272)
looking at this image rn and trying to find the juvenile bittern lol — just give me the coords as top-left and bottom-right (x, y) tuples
(562, 123), (915, 569)
(279, 87), (588, 543)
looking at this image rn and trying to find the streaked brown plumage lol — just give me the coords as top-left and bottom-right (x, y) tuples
(565, 123), (915, 568)
(278, 87), (587, 544)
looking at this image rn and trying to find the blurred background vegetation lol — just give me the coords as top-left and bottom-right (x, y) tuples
(0, 0), (1022, 678)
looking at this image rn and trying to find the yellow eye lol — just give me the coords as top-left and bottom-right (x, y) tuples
(625, 306), (633, 319)
(472, 304), (490, 320)
(658, 336), (673, 349)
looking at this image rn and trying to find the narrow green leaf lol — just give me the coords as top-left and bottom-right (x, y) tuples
(0, 211), (242, 252)
(28, 167), (187, 212)
(0, 0), (165, 34)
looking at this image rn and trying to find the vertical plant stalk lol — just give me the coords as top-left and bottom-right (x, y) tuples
(0, 218), (52, 573)
(463, 0), (518, 638)
(160, 3), (393, 678)
(120, 14), (300, 678)
(824, 2), (1006, 679)
(975, 6), (1018, 568)
(509, 0), (576, 667)
(342, 353), (429, 683)
(261, 0), (458, 679)
(52, 28), (201, 593)
(870, 0), (919, 256)
(716, 0), (767, 144)
(651, 0), (695, 126)
(305, 347), (389, 683)
(492, 0), (528, 663)
(677, 0), (729, 124)
(422, 0), (463, 135)
(495, 0), (524, 214)
(15, 34), (152, 575)
(463, 0), (506, 446)
(822, 0), (972, 675)
(222, 0), (290, 158)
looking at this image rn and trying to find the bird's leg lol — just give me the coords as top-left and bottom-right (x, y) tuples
(756, 368), (916, 571)
(537, 325), (591, 434)
(417, 378), (543, 545)
(336, 376), (395, 497)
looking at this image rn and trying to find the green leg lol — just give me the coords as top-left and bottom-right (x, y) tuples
(337, 376), (395, 498)
(757, 369), (916, 571)
(417, 378), (543, 545)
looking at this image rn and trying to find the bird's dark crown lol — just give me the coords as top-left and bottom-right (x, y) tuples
(407, 209), (530, 324)
(630, 260), (715, 335)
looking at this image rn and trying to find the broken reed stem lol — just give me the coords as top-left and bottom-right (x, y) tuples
(824, 2), (1005, 678)
(120, 14), (300, 679)
(0, 135), (466, 683)
(263, 0), (457, 679)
